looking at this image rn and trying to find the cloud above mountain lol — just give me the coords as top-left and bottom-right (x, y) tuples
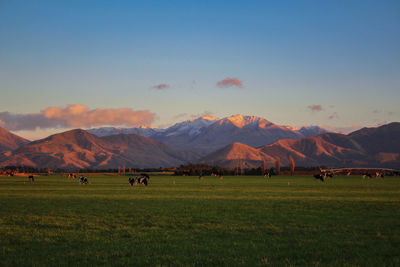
(153, 84), (169, 90)
(308, 105), (323, 112)
(0, 104), (155, 130)
(217, 77), (243, 88)
(328, 112), (339, 120)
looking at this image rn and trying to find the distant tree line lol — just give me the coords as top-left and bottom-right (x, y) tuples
(173, 164), (322, 176)
(2, 165), (398, 176)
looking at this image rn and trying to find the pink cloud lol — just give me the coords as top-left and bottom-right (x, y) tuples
(217, 77), (243, 88)
(0, 104), (156, 131)
(308, 105), (323, 112)
(153, 84), (169, 90)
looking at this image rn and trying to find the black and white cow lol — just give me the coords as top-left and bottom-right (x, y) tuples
(313, 174), (325, 182)
(79, 176), (88, 184)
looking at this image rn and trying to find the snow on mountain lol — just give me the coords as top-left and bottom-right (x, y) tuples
(182, 115), (304, 154)
(87, 126), (163, 137)
(88, 115), (331, 155)
(2, 123), (398, 169)
(283, 125), (329, 135)
(298, 126), (329, 137)
(163, 116), (219, 137)
(221, 114), (272, 128)
(88, 116), (218, 138)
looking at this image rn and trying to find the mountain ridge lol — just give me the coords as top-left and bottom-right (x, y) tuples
(0, 129), (197, 169)
(0, 126), (30, 151)
(90, 115), (326, 155)
(201, 122), (400, 169)
(1, 121), (398, 169)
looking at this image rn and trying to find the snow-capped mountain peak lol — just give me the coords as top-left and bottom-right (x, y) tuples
(87, 126), (163, 137)
(298, 126), (329, 137)
(165, 116), (219, 137)
(191, 115), (219, 122)
(87, 115), (330, 155)
(221, 114), (271, 128)
(283, 125), (329, 136)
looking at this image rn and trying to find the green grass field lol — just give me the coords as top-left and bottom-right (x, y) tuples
(0, 175), (399, 266)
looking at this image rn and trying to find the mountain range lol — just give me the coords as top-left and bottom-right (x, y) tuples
(0, 115), (399, 169)
(0, 129), (197, 169)
(88, 115), (328, 155)
(201, 122), (400, 169)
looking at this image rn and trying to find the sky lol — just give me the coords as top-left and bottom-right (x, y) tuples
(0, 0), (399, 140)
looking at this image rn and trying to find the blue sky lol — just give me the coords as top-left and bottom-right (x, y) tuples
(0, 0), (399, 139)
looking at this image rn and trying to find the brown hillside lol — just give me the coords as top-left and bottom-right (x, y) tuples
(200, 142), (275, 168)
(0, 127), (30, 151)
(0, 130), (196, 169)
(201, 122), (400, 168)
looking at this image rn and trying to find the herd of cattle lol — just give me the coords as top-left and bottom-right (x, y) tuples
(68, 173), (89, 184)
(313, 171), (386, 182)
(129, 174), (150, 186)
(67, 173), (150, 186)
(22, 171), (393, 185)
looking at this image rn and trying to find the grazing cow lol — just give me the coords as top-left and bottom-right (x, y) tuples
(68, 173), (77, 179)
(136, 176), (148, 185)
(79, 176), (88, 184)
(363, 173), (372, 179)
(128, 177), (135, 186)
(28, 175), (34, 183)
(136, 174), (150, 186)
(313, 174), (325, 182)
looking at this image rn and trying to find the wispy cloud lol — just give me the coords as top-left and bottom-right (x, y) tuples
(217, 77), (243, 88)
(0, 112), (56, 131)
(0, 104), (155, 131)
(328, 112), (339, 120)
(308, 105), (323, 112)
(153, 84), (169, 90)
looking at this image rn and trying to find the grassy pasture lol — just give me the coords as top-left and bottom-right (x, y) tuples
(0, 175), (399, 266)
